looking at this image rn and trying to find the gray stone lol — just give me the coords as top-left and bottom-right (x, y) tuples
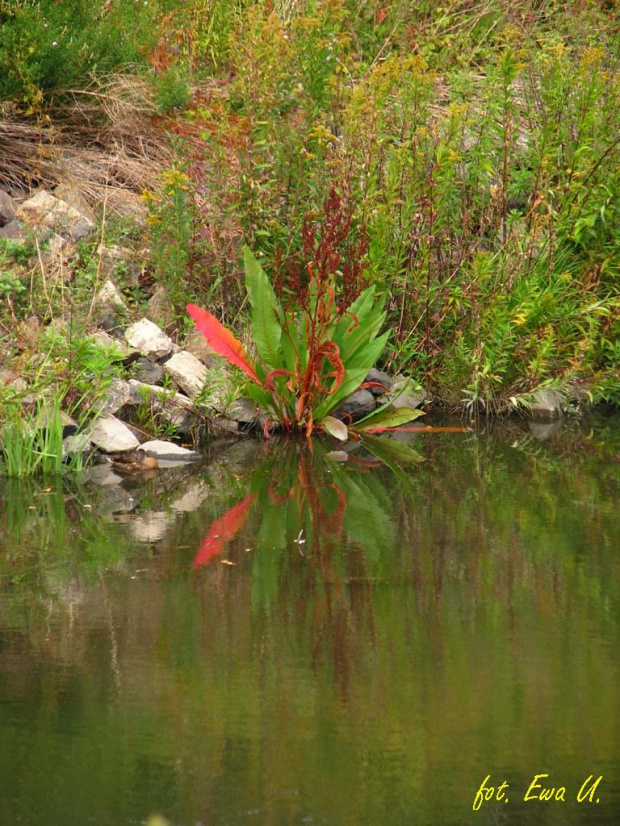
(0, 190), (16, 225)
(133, 357), (164, 385)
(15, 190), (95, 241)
(53, 184), (96, 221)
(386, 377), (427, 410)
(96, 243), (141, 285)
(163, 350), (207, 398)
(529, 388), (564, 421)
(365, 368), (393, 395)
(227, 397), (258, 424)
(63, 432), (94, 455)
(95, 378), (132, 415)
(89, 329), (136, 360)
(184, 328), (217, 366)
(140, 439), (202, 466)
(94, 279), (128, 311)
(89, 414), (140, 452)
(335, 389), (376, 420)
(125, 317), (173, 360)
(0, 220), (25, 241)
(147, 286), (174, 328)
(210, 417), (240, 437)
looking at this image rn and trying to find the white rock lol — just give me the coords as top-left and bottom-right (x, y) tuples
(125, 317), (173, 360)
(15, 189), (95, 240)
(89, 414), (140, 452)
(95, 279), (128, 311)
(140, 439), (201, 467)
(530, 388), (564, 421)
(163, 350), (207, 398)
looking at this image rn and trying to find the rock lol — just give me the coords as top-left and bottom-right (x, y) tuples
(15, 190), (95, 241)
(335, 389), (376, 420)
(127, 380), (198, 433)
(89, 329), (136, 360)
(15, 315), (43, 349)
(53, 184), (96, 221)
(365, 367), (393, 395)
(105, 190), (148, 222)
(94, 378), (132, 415)
(0, 220), (25, 241)
(163, 350), (207, 398)
(0, 368), (28, 396)
(94, 279), (128, 311)
(210, 417), (239, 437)
(529, 388), (564, 421)
(125, 317), (173, 360)
(227, 397), (258, 424)
(96, 243), (141, 285)
(386, 377), (426, 410)
(139, 439), (202, 467)
(147, 285), (175, 328)
(0, 190), (16, 225)
(63, 432), (94, 455)
(133, 357), (164, 385)
(184, 328), (217, 366)
(89, 414), (140, 452)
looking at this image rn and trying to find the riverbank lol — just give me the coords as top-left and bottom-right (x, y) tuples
(1, 0), (618, 467)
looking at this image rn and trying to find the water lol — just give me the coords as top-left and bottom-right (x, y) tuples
(0, 417), (619, 826)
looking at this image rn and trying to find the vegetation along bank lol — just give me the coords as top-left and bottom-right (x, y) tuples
(0, 0), (618, 473)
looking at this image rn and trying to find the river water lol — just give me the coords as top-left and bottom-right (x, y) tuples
(0, 417), (619, 826)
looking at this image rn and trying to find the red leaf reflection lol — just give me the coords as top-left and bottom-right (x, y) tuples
(194, 494), (257, 568)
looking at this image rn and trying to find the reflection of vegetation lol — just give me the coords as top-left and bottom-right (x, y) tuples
(0, 422), (619, 825)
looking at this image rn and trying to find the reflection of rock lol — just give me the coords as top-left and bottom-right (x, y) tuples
(129, 511), (172, 543)
(89, 414), (140, 452)
(170, 481), (210, 513)
(83, 463), (124, 486)
(529, 420), (564, 441)
(140, 439), (202, 466)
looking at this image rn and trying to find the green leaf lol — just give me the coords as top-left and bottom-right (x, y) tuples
(313, 368), (368, 420)
(243, 246), (283, 370)
(353, 406), (426, 432)
(321, 416), (348, 441)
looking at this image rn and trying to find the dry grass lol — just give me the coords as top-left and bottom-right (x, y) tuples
(0, 75), (174, 216)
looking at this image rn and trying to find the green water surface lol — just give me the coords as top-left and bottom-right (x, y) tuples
(0, 418), (619, 826)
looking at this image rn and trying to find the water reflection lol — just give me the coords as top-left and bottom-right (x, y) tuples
(0, 420), (619, 826)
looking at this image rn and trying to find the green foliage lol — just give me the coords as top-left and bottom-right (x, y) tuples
(190, 248), (423, 437)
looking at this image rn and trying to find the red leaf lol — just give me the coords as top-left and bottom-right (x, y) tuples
(194, 494), (257, 568)
(187, 304), (262, 385)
